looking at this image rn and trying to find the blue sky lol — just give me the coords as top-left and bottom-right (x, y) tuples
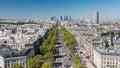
(0, 0), (119, 20)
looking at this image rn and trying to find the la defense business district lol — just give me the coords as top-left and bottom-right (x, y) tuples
(0, 11), (120, 68)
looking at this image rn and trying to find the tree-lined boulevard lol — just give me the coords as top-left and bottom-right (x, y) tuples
(11, 23), (86, 68)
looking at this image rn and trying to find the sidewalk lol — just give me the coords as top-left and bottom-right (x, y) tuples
(77, 45), (96, 68)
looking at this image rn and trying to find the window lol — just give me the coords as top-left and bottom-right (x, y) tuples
(5, 61), (7, 63)
(116, 62), (118, 65)
(16, 59), (18, 62)
(107, 62), (109, 64)
(102, 61), (103, 64)
(13, 59), (15, 62)
(110, 62), (112, 64)
(23, 63), (25, 65)
(104, 61), (106, 64)
(110, 58), (112, 60)
(5, 64), (7, 68)
(12, 60), (14, 63)
(8, 64), (10, 67)
(101, 65), (103, 68)
(8, 61), (9, 63)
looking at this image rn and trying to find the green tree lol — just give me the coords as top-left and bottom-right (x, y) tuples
(68, 45), (75, 53)
(61, 26), (75, 53)
(40, 44), (47, 55)
(44, 52), (54, 61)
(10, 64), (24, 68)
(38, 26), (58, 68)
(27, 56), (41, 68)
(41, 61), (53, 68)
(101, 32), (110, 36)
(76, 64), (86, 68)
(72, 55), (86, 68)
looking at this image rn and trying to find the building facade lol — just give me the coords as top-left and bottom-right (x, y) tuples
(0, 49), (32, 68)
(94, 11), (99, 24)
(93, 48), (120, 68)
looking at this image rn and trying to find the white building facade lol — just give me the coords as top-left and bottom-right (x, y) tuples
(93, 48), (120, 68)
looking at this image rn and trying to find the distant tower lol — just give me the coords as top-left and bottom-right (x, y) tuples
(60, 16), (63, 21)
(94, 11), (99, 24)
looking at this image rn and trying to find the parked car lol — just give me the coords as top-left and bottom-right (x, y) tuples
(79, 50), (83, 53)
(63, 53), (66, 56)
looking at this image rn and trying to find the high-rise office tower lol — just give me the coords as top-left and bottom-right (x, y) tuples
(60, 16), (63, 21)
(64, 16), (68, 21)
(50, 16), (56, 21)
(69, 16), (71, 20)
(94, 11), (99, 24)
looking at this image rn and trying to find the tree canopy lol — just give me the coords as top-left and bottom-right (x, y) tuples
(41, 61), (53, 68)
(38, 26), (58, 68)
(27, 56), (41, 68)
(61, 26), (75, 53)
(39, 26), (57, 55)
(10, 64), (24, 68)
(72, 55), (86, 68)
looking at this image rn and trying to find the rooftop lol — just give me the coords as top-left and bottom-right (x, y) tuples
(94, 47), (120, 56)
(0, 48), (31, 58)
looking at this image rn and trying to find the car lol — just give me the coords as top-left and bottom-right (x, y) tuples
(79, 50), (83, 53)
(54, 54), (61, 58)
(68, 57), (71, 60)
(80, 51), (83, 54)
(57, 42), (61, 44)
(82, 60), (86, 65)
(62, 53), (66, 56)
(56, 41), (61, 45)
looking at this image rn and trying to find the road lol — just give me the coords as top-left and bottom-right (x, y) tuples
(53, 27), (75, 68)
(75, 44), (96, 68)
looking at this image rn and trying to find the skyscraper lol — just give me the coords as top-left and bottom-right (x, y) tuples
(60, 16), (63, 21)
(94, 11), (99, 24)
(50, 16), (56, 21)
(64, 16), (68, 21)
(59, 16), (71, 21)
